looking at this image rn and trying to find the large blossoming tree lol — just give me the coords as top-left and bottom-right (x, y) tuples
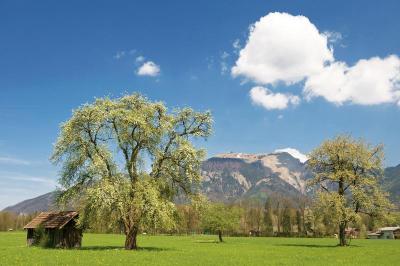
(308, 135), (393, 246)
(51, 94), (212, 249)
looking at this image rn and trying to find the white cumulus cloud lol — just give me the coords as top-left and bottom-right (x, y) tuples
(305, 55), (400, 105)
(137, 61), (160, 77)
(250, 86), (300, 110)
(231, 12), (400, 109)
(274, 148), (308, 163)
(232, 12), (333, 85)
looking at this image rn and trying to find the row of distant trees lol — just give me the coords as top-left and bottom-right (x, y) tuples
(0, 212), (37, 231)
(165, 199), (398, 241)
(1, 197), (399, 238)
(173, 198), (399, 241)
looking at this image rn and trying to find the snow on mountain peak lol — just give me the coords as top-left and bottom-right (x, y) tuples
(274, 148), (308, 163)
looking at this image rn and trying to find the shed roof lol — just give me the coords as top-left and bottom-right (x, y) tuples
(24, 211), (78, 229)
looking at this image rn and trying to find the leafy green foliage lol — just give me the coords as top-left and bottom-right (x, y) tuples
(200, 203), (241, 241)
(281, 204), (292, 235)
(33, 225), (52, 248)
(51, 93), (212, 249)
(263, 198), (274, 236)
(308, 135), (394, 245)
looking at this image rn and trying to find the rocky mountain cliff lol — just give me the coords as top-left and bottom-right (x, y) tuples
(201, 152), (312, 202)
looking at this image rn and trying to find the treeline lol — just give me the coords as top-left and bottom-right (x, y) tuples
(2, 193), (399, 237)
(82, 192), (400, 237)
(172, 194), (400, 238)
(0, 212), (37, 231)
(174, 194), (308, 237)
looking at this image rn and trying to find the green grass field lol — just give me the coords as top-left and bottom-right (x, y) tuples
(1, 232), (399, 265)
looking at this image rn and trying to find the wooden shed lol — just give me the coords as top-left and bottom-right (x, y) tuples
(24, 211), (82, 248)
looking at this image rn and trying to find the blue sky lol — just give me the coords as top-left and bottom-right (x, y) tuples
(1, 0), (400, 209)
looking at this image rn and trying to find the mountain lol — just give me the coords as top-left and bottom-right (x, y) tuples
(201, 151), (312, 202)
(383, 164), (400, 204)
(2, 192), (57, 214)
(3, 152), (400, 214)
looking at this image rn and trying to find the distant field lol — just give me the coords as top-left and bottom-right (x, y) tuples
(1, 232), (400, 265)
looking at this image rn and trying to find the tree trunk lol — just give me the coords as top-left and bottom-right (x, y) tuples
(218, 230), (223, 242)
(338, 178), (347, 246)
(125, 226), (138, 250)
(277, 214), (281, 233)
(339, 222), (347, 246)
(302, 209), (306, 234)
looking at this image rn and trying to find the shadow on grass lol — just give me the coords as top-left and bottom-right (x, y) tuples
(194, 240), (221, 244)
(275, 244), (361, 248)
(80, 246), (173, 251)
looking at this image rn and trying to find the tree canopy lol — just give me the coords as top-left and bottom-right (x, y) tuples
(308, 135), (394, 246)
(201, 203), (241, 242)
(51, 93), (212, 249)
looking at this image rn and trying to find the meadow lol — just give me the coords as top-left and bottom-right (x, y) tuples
(1, 232), (399, 265)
